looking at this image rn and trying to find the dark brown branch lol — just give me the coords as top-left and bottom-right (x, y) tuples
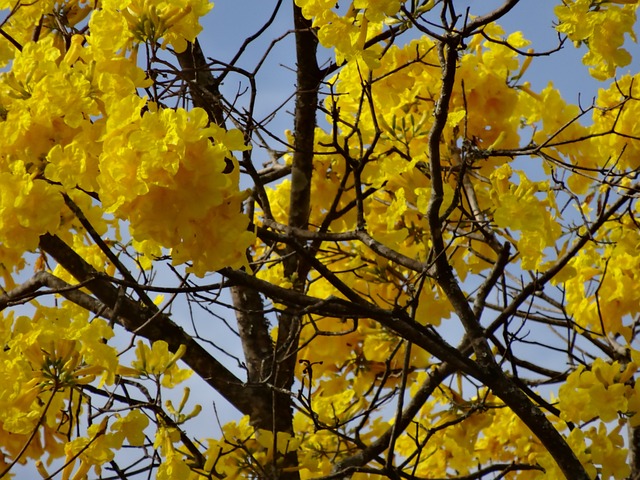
(260, 218), (428, 273)
(0, 271), (109, 316)
(630, 426), (640, 480)
(175, 37), (285, 453)
(0, 27), (21, 51)
(176, 39), (226, 126)
(38, 234), (258, 418)
(62, 193), (157, 311)
(473, 242), (511, 319)
(287, 4), (320, 232)
(221, 268), (490, 381)
(462, 0), (521, 34)
(424, 31), (589, 479)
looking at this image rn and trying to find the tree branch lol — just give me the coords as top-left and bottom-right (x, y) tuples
(424, 32), (589, 480)
(39, 234), (258, 418)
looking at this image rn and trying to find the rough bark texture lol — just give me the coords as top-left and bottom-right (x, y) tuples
(274, 0), (320, 399)
(423, 35), (590, 480)
(38, 234), (255, 419)
(631, 426), (640, 480)
(176, 5), (320, 477)
(269, 5), (321, 477)
(166, 34), (307, 477)
(176, 39), (226, 127)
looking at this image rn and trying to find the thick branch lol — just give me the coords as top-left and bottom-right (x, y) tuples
(176, 39), (226, 126)
(271, 0), (321, 438)
(222, 268), (489, 382)
(230, 288), (272, 386)
(424, 35), (589, 480)
(288, 4), (319, 231)
(630, 426), (640, 480)
(176, 38), (282, 440)
(463, 0), (521, 34)
(38, 234), (259, 417)
(0, 271), (108, 315)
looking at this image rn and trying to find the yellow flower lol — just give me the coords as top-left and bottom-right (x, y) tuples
(555, 0), (637, 80)
(111, 410), (150, 447)
(131, 341), (192, 388)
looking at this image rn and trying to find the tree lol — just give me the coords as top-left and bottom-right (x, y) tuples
(0, 0), (639, 478)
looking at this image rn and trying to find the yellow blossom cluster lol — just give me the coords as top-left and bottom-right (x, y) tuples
(488, 164), (561, 270)
(248, 2), (640, 478)
(187, 378), (635, 479)
(0, 0), (253, 277)
(558, 358), (639, 425)
(0, 1), (252, 475)
(257, 21), (556, 310)
(559, 218), (640, 338)
(590, 73), (640, 171)
(2, 0), (640, 478)
(136, 415), (304, 480)
(555, 0), (639, 80)
(295, 0), (397, 67)
(545, 356), (640, 479)
(0, 299), (193, 477)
